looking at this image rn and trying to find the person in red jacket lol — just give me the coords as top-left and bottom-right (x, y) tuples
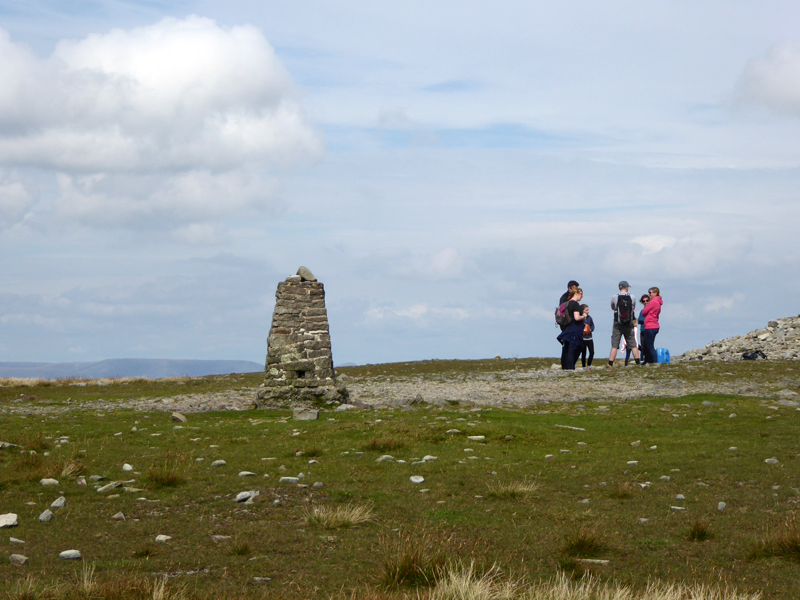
(641, 287), (663, 364)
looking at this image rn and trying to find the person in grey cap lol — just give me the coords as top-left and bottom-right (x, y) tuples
(607, 281), (642, 367)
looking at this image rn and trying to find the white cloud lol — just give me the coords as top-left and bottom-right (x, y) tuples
(0, 170), (37, 229)
(736, 43), (800, 118)
(631, 235), (676, 255)
(0, 17), (321, 232)
(704, 293), (745, 312)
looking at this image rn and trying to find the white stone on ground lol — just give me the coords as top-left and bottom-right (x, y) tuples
(122, 464), (133, 471)
(467, 435), (485, 441)
(10, 537), (24, 544)
(410, 476), (424, 484)
(39, 509), (55, 522)
(39, 478), (59, 486)
(239, 471), (256, 477)
(638, 518), (649, 524)
(376, 455), (394, 463)
(764, 457), (779, 465)
(211, 460), (226, 467)
(59, 550), (81, 560)
(670, 506), (685, 511)
(279, 477), (300, 484)
(155, 535), (172, 543)
(9, 554), (28, 565)
(51, 496), (66, 509)
(676, 494), (685, 500)
(112, 512), (125, 521)
(718, 502), (727, 511)
(0, 513), (18, 528)
(235, 491), (259, 503)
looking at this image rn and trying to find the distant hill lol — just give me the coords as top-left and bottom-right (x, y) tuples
(0, 359), (263, 380)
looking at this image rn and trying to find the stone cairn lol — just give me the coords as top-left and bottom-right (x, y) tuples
(676, 315), (800, 362)
(254, 267), (348, 407)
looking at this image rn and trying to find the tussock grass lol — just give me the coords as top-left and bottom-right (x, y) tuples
(560, 528), (607, 558)
(362, 435), (407, 452)
(750, 511), (800, 561)
(687, 519), (713, 542)
(380, 531), (450, 589)
(606, 481), (637, 499)
(304, 503), (375, 529)
(229, 541), (251, 556)
(146, 453), (188, 488)
(5, 571), (189, 600)
(486, 480), (539, 499)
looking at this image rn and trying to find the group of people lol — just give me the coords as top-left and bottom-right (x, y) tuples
(557, 280), (663, 371)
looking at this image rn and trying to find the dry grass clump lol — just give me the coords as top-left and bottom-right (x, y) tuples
(380, 530), (451, 589)
(687, 519), (713, 542)
(304, 503), (375, 529)
(5, 570), (187, 600)
(146, 453), (188, 488)
(750, 511), (800, 561)
(560, 527), (608, 558)
(486, 480), (539, 499)
(422, 567), (761, 600)
(362, 435), (407, 452)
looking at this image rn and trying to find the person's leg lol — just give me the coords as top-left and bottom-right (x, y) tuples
(586, 340), (594, 367)
(644, 329), (659, 363)
(624, 347), (631, 366)
(561, 341), (568, 369)
(608, 324), (621, 367)
(580, 342), (587, 368)
(564, 342), (579, 370)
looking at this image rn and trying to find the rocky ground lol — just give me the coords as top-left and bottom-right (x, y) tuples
(3, 360), (800, 416)
(3, 316), (799, 416)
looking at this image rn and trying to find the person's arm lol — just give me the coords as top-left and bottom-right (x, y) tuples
(589, 316), (595, 332)
(610, 294), (617, 311)
(642, 301), (651, 316)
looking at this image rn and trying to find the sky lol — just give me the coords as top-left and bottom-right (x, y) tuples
(1, 1), (799, 367)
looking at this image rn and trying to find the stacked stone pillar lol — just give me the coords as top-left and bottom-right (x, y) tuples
(255, 267), (347, 407)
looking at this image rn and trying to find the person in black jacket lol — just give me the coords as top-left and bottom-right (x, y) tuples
(559, 280), (580, 368)
(557, 288), (588, 370)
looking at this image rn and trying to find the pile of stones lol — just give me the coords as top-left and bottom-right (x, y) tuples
(676, 315), (800, 362)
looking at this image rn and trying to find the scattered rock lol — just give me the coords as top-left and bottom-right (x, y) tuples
(764, 457), (779, 465)
(312, 482), (323, 488)
(172, 412), (188, 423)
(234, 491), (259, 503)
(718, 502), (727, 511)
(630, 440), (641, 447)
(467, 435), (485, 441)
(376, 455), (394, 463)
(0, 513), (18, 528)
(39, 509), (55, 522)
(10, 537), (24, 544)
(238, 471), (256, 477)
(336, 404), (357, 411)
(39, 478), (59, 486)
(211, 460), (227, 467)
(293, 408), (319, 421)
(0, 441), (23, 450)
(446, 429), (461, 434)
(279, 477), (300, 484)
(9, 554), (28, 566)
(122, 464), (133, 472)
(97, 481), (123, 493)
(112, 512), (125, 521)
(155, 535), (172, 543)
(676, 494), (685, 500)
(50, 496), (66, 509)
(638, 518), (649, 524)
(410, 476), (425, 484)
(670, 506), (686, 511)
(59, 550), (81, 560)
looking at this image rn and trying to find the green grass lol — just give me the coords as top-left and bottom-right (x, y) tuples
(1, 360), (799, 599)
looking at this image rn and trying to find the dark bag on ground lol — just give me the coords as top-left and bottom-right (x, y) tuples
(616, 295), (634, 325)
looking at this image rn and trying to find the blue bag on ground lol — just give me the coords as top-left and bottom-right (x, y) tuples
(656, 348), (670, 364)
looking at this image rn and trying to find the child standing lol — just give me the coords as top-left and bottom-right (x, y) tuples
(579, 304), (595, 369)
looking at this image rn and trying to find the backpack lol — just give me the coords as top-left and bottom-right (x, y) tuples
(616, 294), (634, 325)
(555, 301), (572, 328)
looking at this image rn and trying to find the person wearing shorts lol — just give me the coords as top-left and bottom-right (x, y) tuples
(607, 281), (642, 367)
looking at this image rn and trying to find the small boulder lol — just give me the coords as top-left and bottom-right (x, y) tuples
(39, 478), (59, 486)
(9, 554), (28, 566)
(0, 513), (19, 528)
(50, 496), (66, 509)
(59, 550), (81, 560)
(39, 509), (55, 523)
(296, 266), (317, 282)
(172, 412), (188, 423)
(293, 408), (319, 421)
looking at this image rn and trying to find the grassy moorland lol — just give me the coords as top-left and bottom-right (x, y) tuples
(0, 359), (798, 599)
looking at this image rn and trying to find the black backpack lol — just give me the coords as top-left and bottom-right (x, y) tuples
(616, 294), (634, 325)
(555, 301), (572, 328)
